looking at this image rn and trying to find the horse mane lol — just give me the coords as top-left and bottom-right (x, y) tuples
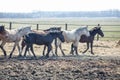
(75, 26), (88, 33)
(44, 27), (61, 32)
(89, 27), (101, 34)
(17, 26), (31, 33)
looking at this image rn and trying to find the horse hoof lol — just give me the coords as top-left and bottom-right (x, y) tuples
(91, 53), (94, 55)
(18, 55), (22, 58)
(45, 55), (49, 58)
(34, 56), (37, 60)
(62, 54), (65, 56)
(4, 55), (7, 58)
(8, 57), (11, 59)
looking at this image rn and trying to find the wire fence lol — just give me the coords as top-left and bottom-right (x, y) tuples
(0, 21), (120, 40)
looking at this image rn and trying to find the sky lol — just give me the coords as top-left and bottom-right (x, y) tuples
(0, 0), (120, 13)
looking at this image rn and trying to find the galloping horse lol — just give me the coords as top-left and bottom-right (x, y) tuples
(71, 26), (104, 55)
(23, 31), (64, 58)
(55, 26), (90, 56)
(0, 25), (32, 58)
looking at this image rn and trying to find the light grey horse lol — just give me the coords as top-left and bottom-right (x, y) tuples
(0, 26), (32, 58)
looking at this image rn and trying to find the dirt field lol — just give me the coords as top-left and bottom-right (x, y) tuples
(0, 40), (120, 80)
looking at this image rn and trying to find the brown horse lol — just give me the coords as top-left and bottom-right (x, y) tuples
(22, 31), (64, 58)
(21, 27), (61, 57)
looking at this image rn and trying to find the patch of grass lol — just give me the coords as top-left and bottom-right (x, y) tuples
(0, 18), (120, 40)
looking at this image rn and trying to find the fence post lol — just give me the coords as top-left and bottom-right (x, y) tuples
(65, 23), (67, 30)
(36, 24), (39, 30)
(97, 34), (99, 41)
(9, 22), (12, 30)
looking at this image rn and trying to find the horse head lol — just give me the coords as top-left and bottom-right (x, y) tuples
(0, 25), (5, 33)
(95, 27), (104, 37)
(56, 31), (65, 42)
(50, 31), (65, 42)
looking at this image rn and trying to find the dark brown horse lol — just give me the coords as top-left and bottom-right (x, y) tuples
(22, 31), (64, 58)
(21, 27), (62, 57)
(71, 26), (104, 55)
(21, 27), (61, 51)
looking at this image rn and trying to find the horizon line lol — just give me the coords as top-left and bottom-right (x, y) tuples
(0, 9), (120, 13)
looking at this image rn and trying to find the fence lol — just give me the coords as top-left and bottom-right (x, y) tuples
(0, 21), (120, 40)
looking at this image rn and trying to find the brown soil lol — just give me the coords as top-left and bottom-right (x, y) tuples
(0, 40), (120, 80)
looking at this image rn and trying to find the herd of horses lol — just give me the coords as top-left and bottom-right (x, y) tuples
(0, 24), (104, 59)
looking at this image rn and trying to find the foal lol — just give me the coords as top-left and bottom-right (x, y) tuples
(23, 31), (64, 58)
(21, 27), (61, 56)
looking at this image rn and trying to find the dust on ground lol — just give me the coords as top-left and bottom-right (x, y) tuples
(0, 40), (120, 80)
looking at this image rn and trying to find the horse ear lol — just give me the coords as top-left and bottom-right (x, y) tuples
(97, 24), (101, 28)
(98, 24), (100, 26)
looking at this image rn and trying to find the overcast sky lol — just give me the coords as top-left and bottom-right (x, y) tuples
(0, 0), (120, 12)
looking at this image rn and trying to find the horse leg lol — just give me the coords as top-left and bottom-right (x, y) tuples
(70, 43), (74, 55)
(0, 46), (7, 57)
(23, 45), (29, 57)
(83, 42), (89, 54)
(9, 43), (17, 58)
(73, 41), (79, 55)
(30, 45), (37, 58)
(0, 42), (7, 57)
(55, 44), (58, 56)
(90, 42), (94, 55)
(42, 45), (46, 56)
(46, 44), (52, 58)
(20, 40), (25, 56)
(55, 38), (58, 56)
(74, 46), (79, 55)
(59, 44), (65, 56)
(16, 43), (22, 57)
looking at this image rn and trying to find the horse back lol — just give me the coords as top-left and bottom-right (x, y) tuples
(24, 33), (53, 45)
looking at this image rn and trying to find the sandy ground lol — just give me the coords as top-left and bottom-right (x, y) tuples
(0, 40), (120, 80)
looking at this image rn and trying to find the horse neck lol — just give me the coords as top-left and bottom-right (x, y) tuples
(49, 33), (58, 39)
(89, 30), (98, 37)
(18, 30), (28, 37)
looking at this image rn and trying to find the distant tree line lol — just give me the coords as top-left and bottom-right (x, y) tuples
(0, 10), (120, 18)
